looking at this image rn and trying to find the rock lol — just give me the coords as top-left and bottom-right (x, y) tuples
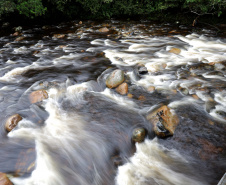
(53, 34), (65, 39)
(169, 48), (181, 54)
(116, 83), (128, 95)
(147, 86), (155, 92)
(79, 21), (82, 24)
(99, 27), (109, 32)
(138, 66), (148, 75)
(15, 36), (25, 41)
(138, 95), (146, 101)
(132, 128), (146, 143)
(106, 69), (125, 88)
(0, 172), (13, 185)
(29, 89), (48, 104)
(127, 94), (133, 98)
(5, 114), (23, 132)
(147, 105), (179, 137)
(12, 32), (20, 36)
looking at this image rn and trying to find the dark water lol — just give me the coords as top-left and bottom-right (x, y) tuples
(0, 20), (226, 185)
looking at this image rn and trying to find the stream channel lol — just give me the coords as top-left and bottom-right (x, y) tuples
(0, 20), (226, 185)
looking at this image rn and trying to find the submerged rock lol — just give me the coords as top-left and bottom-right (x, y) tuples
(116, 82), (128, 95)
(29, 89), (48, 104)
(5, 114), (23, 132)
(147, 105), (179, 137)
(0, 172), (13, 185)
(132, 128), (147, 143)
(169, 47), (181, 54)
(106, 69), (125, 88)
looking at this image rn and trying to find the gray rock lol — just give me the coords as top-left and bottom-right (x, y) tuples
(106, 69), (125, 88)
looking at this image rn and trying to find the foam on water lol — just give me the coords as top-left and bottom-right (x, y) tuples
(116, 139), (205, 185)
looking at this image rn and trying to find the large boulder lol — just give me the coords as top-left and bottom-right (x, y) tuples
(0, 172), (13, 185)
(29, 89), (48, 104)
(146, 105), (179, 137)
(5, 114), (23, 132)
(106, 69), (125, 89)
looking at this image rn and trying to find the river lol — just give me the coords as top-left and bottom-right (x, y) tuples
(0, 20), (226, 185)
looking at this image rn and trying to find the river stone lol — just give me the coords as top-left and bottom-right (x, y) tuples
(99, 27), (109, 32)
(5, 114), (23, 132)
(146, 105), (179, 137)
(132, 128), (146, 143)
(169, 48), (181, 54)
(0, 172), (13, 185)
(29, 89), (48, 104)
(106, 69), (125, 89)
(116, 82), (128, 95)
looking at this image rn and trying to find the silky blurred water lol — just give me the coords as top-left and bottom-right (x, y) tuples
(0, 20), (225, 185)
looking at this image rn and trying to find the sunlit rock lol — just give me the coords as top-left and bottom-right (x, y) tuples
(106, 69), (125, 88)
(99, 27), (109, 32)
(29, 89), (48, 104)
(132, 128), (147, 143)
(5, 114), (23, 132)
(147, 105), (179, 137)
(116, 82), (128, 95)
(169, 47), (181, 54)
(0, 172), (13, 185)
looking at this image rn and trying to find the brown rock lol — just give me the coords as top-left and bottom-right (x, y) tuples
(29, 90), (48, 104)
(116, 83), (128, 95)
(147, 86), (155, 92)
(138, 95), (146, 101)
(169, 48), (181, 54)
(5, 114), (22, 132)
(53, 34), (65, 39)
(147, 105), (179, 137)
(0, 172), (13, 185)
(99, 27), (109, 32)
(192, 94), (199, 100)
(15, 36), (25, 41)
(127, 94), (133, 98)
(79, 21), (82, 24)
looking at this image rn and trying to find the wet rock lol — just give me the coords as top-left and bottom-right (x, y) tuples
(178, 87), (189, 95)
(15, 36), (25, 41)
(106, 69), (125, 88)
(116, 82), (128, 95)
(132, 128), (146, 143)
(138, 95), (146, 101)
(169, 48), (181, 54)
(127, 94), (133, 98)
(99, 27), (109, 32)
(147, 86), (155, 93)
(0, 172), (13, 185)
(12, 32), (21, 36)
(138, 65), (148, 75)
(29, 89), (48, 104)
(5, 114), (23, 132)
(53, 34), (65, 39)
(79, 21), (82, 24)
(147, 105), (179, 137)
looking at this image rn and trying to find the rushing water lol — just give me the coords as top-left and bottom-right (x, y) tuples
(0, 20), (226, 185)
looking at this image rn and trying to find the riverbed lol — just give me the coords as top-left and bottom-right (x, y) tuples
(0, 20), (226, 185)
